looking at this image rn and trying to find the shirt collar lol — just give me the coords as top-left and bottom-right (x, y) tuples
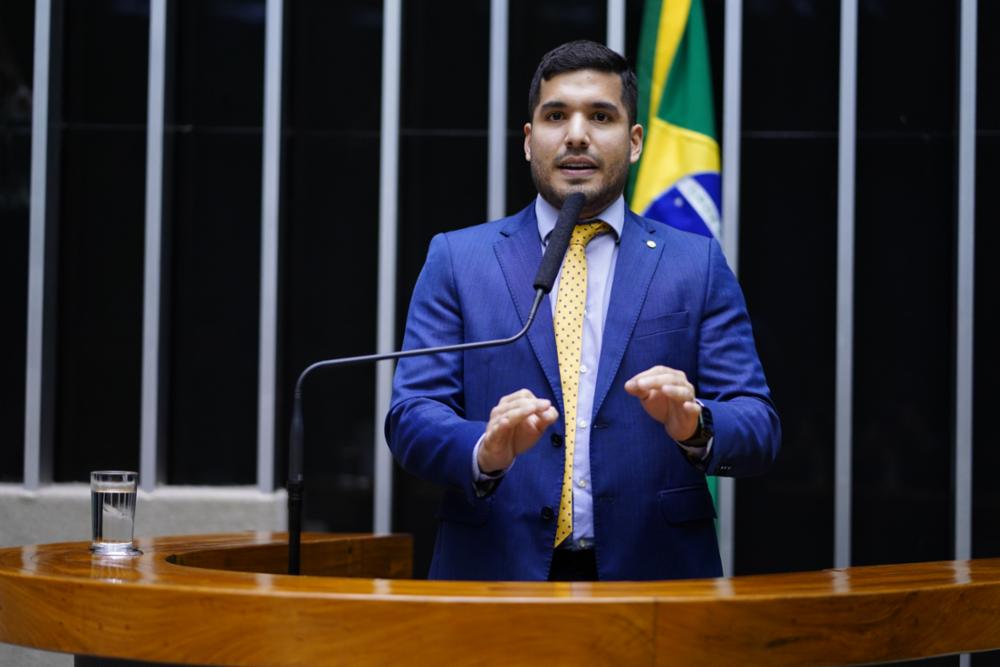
(535, 194), (625, 245)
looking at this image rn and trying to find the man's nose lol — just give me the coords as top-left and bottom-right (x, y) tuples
(564, 113), (589, 148)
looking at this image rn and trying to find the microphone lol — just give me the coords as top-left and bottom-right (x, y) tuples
(286, 193), (587, 574)
(533, 191), (586, 294)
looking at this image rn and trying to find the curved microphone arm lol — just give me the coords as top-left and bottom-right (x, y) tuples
(286, 191), (585, 575)
(286, 288), (547, 575)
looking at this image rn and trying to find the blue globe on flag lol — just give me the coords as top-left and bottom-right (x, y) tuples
(642, 171), (721, 240)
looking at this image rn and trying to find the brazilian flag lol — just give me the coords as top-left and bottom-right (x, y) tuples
(629, 0), (720, 240)
(629, 0), (722, 508)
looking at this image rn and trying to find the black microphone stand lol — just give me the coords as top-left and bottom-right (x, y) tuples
(286, 289), (546, 575)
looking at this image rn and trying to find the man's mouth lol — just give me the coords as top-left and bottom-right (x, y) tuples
(558, 158), (598, 174)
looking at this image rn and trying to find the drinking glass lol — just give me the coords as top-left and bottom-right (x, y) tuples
(90, 471), (141, 556)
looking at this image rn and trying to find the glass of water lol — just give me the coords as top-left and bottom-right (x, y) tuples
(90, 471), (141, 556)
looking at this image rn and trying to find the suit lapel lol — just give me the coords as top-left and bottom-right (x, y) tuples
(493, 207), (563, 407)
(592, 211), (664, 418)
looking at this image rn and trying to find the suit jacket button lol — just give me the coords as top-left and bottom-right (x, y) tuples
(551, 434), (564, 447)
(540, 506), (554, 521)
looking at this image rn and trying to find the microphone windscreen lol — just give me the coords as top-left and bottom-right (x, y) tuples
(533, 192), (586, 293)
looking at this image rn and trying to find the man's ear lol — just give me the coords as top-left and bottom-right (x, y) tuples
(630, 123), (644, 164)
(523, 122), (532, 161)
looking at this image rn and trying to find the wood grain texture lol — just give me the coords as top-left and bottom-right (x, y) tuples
(1, 533), (998, 666)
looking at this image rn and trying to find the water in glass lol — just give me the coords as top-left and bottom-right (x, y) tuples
(90, 471), (139, 556)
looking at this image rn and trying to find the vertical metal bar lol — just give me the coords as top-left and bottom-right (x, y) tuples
(721, 0), (742, 272)
(955, 0), (976, 565)
(257, 0), (284, 493)
(24, 0), (53, 490)
(374, 0), (402, 534)
(606, 0), (625, 55)
(487, 0), (508, 221)
(140, 0), (167, 493)
(717, 0), (743, 576)
(835, 0), (858, 570)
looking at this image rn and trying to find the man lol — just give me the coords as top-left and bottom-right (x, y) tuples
(387, 40), (779, 582)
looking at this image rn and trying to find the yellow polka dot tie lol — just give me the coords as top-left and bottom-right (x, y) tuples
(553, 221), (611, 547)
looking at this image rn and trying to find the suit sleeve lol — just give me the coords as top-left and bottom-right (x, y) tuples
(696, 238), (781, 477)
(385, 233), (487, 502)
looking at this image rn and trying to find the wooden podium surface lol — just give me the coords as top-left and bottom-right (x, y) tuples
(2, 532), (1000, 666)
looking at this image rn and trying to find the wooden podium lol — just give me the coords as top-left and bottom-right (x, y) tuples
(2, 532), (999, 666)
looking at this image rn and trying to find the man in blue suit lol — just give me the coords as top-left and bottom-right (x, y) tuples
(387, 41), (780, 581)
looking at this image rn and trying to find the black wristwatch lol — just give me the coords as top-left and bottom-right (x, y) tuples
(680, 402), (714, 448)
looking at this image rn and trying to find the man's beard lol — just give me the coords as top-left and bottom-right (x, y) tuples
(530, 159), (629, 217)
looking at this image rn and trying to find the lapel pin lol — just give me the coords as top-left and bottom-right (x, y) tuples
(646, 240), (656, 249)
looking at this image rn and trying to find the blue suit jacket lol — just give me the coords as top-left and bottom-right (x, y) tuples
(386, 203), (780, 581)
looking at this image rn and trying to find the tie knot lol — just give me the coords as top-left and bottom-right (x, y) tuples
(570, 221), (611, 247)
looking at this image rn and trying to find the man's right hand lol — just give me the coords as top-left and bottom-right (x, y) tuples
(478, 389), (559, 473)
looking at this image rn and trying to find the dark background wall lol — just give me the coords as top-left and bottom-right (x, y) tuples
(1, 10), (997, 667)
(0, 0), (34, 483)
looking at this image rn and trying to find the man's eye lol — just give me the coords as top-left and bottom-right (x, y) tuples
(594, 112), (609, 122)
(547, 111), (564, 121)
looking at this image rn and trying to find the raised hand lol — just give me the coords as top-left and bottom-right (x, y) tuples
(478, 389), (560, 473)
(624, 366), (701, 443)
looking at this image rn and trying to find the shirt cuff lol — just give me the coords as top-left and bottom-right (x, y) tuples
(677, 436), (713, 462)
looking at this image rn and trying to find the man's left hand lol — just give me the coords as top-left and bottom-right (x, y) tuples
(624, 366), (701, 442)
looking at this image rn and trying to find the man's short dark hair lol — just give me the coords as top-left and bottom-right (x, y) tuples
(527, 40), (638, 126)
